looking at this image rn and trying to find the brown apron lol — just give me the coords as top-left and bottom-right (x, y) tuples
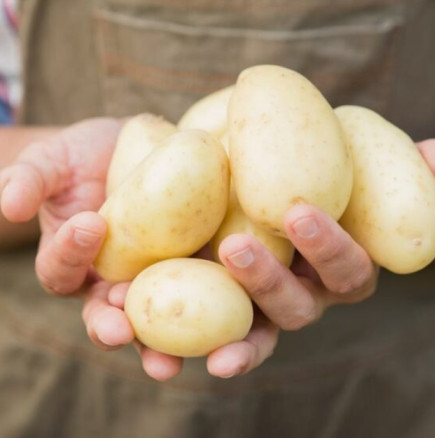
(1, 0), (435, 436)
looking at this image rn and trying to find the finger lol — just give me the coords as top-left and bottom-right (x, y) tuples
(36, 211), (107, 295)
(417, 139), (435, 176)
(108, 282), (130, 309)
(284, 204), (377, 302)
(0, 162), (49, 222)
(134, 342), (183, 382)
(82, 282), (135, 350)
(219, 234), (324, 330)
(207, 310), (279, 378)
(0, 140), (66, 222)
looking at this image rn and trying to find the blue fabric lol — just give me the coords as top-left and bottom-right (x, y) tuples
(0, 99), (13, 124)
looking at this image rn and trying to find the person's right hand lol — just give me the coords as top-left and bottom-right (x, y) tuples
(0, 118), (122, 294)
(0, 117), (192, 381)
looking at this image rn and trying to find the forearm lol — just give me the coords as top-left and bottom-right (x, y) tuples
(0, 125), (62, 248)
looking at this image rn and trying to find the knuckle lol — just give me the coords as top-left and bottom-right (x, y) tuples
(248, 271), (284, 298)
(311, 239), (346, 268)
(36, 269), (66, 295)
(35, 253), (80, 295)
(280, 309), (317, 331)
(56, 246), (88, 269)
(335, 262), (378, 298)
(335, 278), (364, 295)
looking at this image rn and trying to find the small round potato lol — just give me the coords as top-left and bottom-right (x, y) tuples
(125, 258), (254, 357)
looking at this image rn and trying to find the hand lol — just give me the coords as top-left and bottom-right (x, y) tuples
(0, 118), (122, 293)
(81, 202), (378, 381)
(208, 138), (435, 377)
(0, 117), (139, 365)
(417, 139), (435, 175)
(70, 137), (435, 381)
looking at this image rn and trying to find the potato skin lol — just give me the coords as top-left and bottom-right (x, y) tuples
(125, 258), (254, 357)
(94, 130), (230, 283)
(211, 183), (294, 266)
(106, 114), (177, 196)
(336, 105), (435, 274)
(229, 65), (353, 237)
(178, 86), (234, 139)
(212, 131), (294, 266)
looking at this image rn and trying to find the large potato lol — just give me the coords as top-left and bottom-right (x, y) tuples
(125, 258), (253, 357)
(106, 114), (177, 196)
(229, 65), (353, 237)
(94, 130), (230, 283)
(336, 105), (435, 274)
(177, 86), (234, 139)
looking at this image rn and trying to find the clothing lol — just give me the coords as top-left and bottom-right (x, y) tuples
(0, 0), (20, 124)
(2, 0), (435, 437)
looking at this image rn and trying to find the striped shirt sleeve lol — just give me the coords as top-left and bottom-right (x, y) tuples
(0, 0), (20, 125)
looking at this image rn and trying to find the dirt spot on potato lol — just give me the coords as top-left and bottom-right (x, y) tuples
(143, 297), (153, 322)
(170, 300), (185, 318)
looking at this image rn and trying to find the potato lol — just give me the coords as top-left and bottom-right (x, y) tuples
(229, 65), (353, 237)
(336, 105), (435, 274)
(210, 129), (294, 265)
(210, 184), (294, 266)
(125, 258), (253, 357)
(106, 113), (177, 196)
(177, 86), (234, 139)
(94, 130), (230, 283)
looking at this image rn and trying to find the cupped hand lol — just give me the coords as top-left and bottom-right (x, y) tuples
(80, 202), (378, 381)
(0, 118), (122, 294)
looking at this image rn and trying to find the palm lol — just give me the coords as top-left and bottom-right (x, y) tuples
(34, 118), (121, 239)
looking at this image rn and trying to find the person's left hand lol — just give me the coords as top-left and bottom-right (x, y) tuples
(83, 139), (435, 381)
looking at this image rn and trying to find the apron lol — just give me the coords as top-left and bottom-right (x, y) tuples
(1, 0), (435, 436)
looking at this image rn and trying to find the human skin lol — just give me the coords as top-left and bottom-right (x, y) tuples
(0, 126), (60, 248)
(1, 118), (432, 381)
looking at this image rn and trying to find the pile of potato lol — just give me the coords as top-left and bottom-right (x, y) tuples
(93, 65), (435, 357)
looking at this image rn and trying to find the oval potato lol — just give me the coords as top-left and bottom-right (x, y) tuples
(106, 113), (177, 196)
(336, 105), (435, 274)
(229, 65), (353, 237)
(125, 258), (253, 357)
(94, 130), (230, 283)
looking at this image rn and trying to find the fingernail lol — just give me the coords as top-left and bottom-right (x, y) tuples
(74, 228), (101, 246)
(292, 217), (318, 239)
(227, 248), (254, 268)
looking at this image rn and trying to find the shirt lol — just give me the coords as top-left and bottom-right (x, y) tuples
(0, 0), (20, 125)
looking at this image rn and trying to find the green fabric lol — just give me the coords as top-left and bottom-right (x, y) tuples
(3, 0), (435, 436)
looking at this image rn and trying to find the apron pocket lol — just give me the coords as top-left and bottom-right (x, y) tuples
(93, 0), (406, 122)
